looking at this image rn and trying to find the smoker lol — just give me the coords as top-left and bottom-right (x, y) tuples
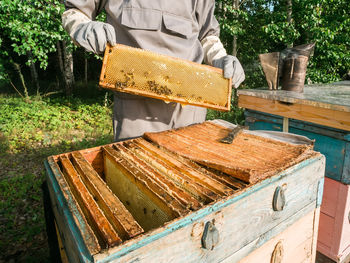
(259, 43), (315, 92)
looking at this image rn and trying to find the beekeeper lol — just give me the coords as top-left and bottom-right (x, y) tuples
(62, 0), (245, 141)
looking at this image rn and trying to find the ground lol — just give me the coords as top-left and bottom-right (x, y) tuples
(0, 94), (113, 262)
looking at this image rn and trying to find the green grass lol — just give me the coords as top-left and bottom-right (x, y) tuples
(0, 95), (113, 153)
(0, 93), (113, 262)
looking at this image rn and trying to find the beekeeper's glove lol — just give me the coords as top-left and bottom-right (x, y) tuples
(212, 55), (245, 88)
(201, 36), (245, 88)
(62, 9), (116, 54)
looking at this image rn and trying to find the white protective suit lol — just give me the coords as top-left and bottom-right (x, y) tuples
(62, 0), (245, 141)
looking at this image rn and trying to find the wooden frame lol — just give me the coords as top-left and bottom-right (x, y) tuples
(45, 153), (325, 262)
(99, 44), (232, 111)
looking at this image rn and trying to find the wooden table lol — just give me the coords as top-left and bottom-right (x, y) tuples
(238, 82), (350, 132)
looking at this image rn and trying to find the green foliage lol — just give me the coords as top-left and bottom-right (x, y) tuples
(0, 94), (113, 261)
(0, 0), (67, 69)
(0, 58), (9, 82)
(0, 173), (46, 257)
(215, 0), (349, 86)
(293, 0), (350, 83)
(0, 95), (113, 152)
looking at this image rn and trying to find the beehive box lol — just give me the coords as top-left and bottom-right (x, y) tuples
(317, 178), (350, 263)
(243, 109), (350, 262)
(44, 121), (325, 263)
(99, 44), (231, 111)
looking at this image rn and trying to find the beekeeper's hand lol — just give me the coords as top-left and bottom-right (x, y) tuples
(62, 9), (116, 54)
(201, 36), (245, 88)
(212, 55), (245, 88)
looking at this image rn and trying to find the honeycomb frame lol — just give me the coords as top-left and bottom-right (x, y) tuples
(99, 44), (232, 111)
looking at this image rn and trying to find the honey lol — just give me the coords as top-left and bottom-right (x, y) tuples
(99, 44), (232, 111)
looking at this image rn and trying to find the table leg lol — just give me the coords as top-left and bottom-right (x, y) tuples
(283, 117), (289, 133)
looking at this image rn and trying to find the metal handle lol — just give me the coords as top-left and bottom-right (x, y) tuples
(271, 241), (284, 263)
(201, 221), (219, 250)
(273, 185), (287, 211)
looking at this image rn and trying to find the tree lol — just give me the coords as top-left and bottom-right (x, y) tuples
(0, 0), (74, 96)
(293, 0), (350, 83)
(215, 0), (349, 86)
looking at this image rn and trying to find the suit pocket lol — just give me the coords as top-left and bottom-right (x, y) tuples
(121, 7), (162, 30)
(162, 13), (192, 38)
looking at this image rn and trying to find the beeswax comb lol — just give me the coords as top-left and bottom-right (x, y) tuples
(99, 44), (232, 111)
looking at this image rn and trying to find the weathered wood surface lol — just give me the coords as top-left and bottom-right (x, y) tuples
(112, 142), (204, 210)
(238, 94), (350, 132)
(313, 202), (322, 263)
(236, 209), (318, 263)
(145, 121), (316, 183)
(94, 155), (325, 263)
(55, 221), (70, 263)
(60, 155), (122, 248)
(103, 145), (188, 231)
(238, 84), (350, 112)
(131, 139), (234, 197)
(71, 152), (144, 240)
(244, 109), (350, 184)
(126, 140), (227, 202)
(45, 158), (98, 262)
(318, 177), (350, 262)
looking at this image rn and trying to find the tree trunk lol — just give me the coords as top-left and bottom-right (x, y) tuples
(27, 51), (40, 95)
(11, 59), (29, 99)
(56, 40), (64, 89)
(286, 0), (293, 48)
(232, 0), (239, 56)
(62, 40), (75, 96)
(84, 53), (88, 86)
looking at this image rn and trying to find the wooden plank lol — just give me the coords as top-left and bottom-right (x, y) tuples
(94, 155), (325, 263)
(45, 157), (100, 262)
(237, 209), (316, 263)
(59, 155), (122, 248)
(70, 151), (144, 240)
(131, 139), (234, 196)
(312, 208), (321, 263)
(333, 182), (350, 258)
(318, 212), (334, 250)
(321, 177), (340, 217)
(237, 84), (350, 113)
(103, 145), (189, 231)
(79, 149), (105, 179)
(342, 142), (350, 184)
(181, 159), (247, 190)
(318, 178), (350, 262)
(113, 143), (203, 210)
(124, 142), (218, 203)
(45, 158), (99, 259)
(55, 221), (70, 263)
(238, 94), (350, 131)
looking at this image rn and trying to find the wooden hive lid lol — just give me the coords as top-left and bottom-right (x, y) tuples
(144, 121), (317, 184)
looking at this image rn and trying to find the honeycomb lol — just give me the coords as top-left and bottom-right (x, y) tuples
(99, 44), (232, 111)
